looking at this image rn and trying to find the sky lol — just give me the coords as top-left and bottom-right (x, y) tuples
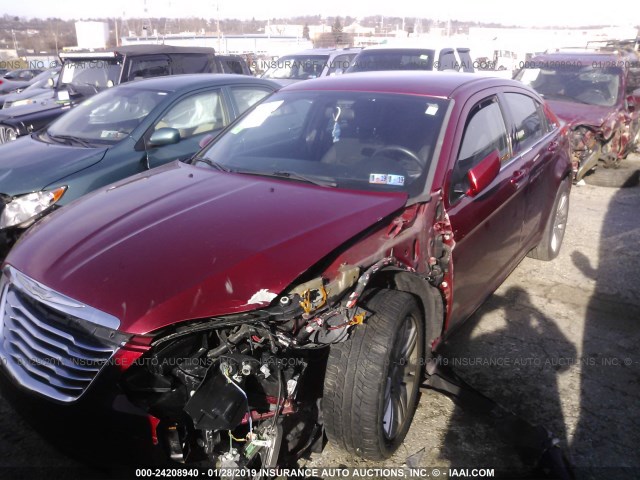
(1, 0), (639, 28)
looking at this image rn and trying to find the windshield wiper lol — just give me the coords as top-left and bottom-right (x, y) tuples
(47, 133), (94, 148)
(191, 157), (230, 172)
(270, 170), (336, 187)
(236, 169), (336, 187)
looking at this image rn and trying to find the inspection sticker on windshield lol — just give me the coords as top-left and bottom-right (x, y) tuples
(425, 103), (439, 115)
(100, 130), (123, 139)
(369, 173), (404, 186)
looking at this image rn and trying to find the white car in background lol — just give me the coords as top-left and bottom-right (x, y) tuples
(346, 45), (475, 73)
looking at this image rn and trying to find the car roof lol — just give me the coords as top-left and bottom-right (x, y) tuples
(282, 48), (362, 56)
(116, 73), (279, 92)
(530, 51), (620, 63)
(359, 46), (470, 52)
(280, 71), (526, 99)
(60, 45), (216, 58)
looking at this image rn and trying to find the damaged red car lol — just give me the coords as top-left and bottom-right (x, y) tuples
(0, 71), (571, 469)
(514, 50), (640, 182)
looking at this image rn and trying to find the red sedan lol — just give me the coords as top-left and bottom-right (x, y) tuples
(0, 71), (571, 467)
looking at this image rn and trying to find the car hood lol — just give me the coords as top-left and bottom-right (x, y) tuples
(0, 135), (108, 195)
(0, 97), (63, 119)
(2, 88), (52, 104)
(0, 79), (30, 94)
(7, 161), (407, 335)
(546, 99), (613, 129)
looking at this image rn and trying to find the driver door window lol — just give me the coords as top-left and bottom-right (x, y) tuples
(153, 90), (225, 140)
(450, 97), (509, 202)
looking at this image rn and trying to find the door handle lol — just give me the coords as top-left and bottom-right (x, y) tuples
(511, 169), (527, 187)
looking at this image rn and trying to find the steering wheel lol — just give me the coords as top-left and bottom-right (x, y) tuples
(372, 145), (423, 174)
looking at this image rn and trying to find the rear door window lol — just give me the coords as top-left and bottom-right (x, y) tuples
(127, 56), (171, 80)
(438, 49), (458, 71)
(457, 49), (474, 73)
(327, 54), (357, 75)
(222, 59), (246, 74)
(503, 93), (545, 152)
(229, 86), (274, 114)
(172, 54), (215, 74)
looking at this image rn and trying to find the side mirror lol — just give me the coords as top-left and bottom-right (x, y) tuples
(467, 150), (500, 196)
(149, 128), (180, 147)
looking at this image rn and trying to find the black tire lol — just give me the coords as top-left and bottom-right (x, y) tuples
(583, 162), (640, 188)
(322, 289), (424, 459)
(528, 179), (570, 261)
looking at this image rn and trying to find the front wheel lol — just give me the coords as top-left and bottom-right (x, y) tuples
(322, 289), (424, 459)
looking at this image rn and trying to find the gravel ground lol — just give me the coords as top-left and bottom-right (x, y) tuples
(1, 155), (639, 479)
(308, 154), (640, 478)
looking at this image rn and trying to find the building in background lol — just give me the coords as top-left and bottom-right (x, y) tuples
(75, 21), (110, 49)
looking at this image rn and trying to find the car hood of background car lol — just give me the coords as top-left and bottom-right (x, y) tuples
(546, 99), (613, 129)
(1, 89), (53, 105)
(7, 161), (408, 335)
(0, 96), (63, 118)
(0, 136), (108, 195)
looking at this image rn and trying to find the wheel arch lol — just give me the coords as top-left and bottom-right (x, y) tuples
(373, 269), (445, 353)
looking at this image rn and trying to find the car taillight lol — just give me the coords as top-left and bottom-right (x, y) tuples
(112, 335), (153, 371)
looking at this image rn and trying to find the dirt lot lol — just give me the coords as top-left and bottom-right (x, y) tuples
(1, 156), (639, 479)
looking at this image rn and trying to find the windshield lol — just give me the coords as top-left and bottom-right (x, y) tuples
(46, 86), (168, 144)
(515, 64), (622, 107)
(262, 55), (329, 80)
(60, 59), (121, 89)
(348, 50), (435, 72)
(195, 91), (449, 197)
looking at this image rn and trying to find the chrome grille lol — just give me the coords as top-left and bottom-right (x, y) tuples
(0, 266), (126, 402)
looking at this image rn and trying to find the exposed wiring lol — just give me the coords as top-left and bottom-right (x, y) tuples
(222, 366), (253, 439)
(228, 432), (247, 442)
(271, 366), (285, 431)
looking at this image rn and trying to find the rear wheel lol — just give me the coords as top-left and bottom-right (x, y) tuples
(528, 179), (570, 261)
(322, 289), (424, 459)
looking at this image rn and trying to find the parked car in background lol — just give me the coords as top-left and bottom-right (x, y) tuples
(0, 45), (227, 144)
(514, 50), (640, 183)
(0, 74), (278, 258)
(0, 68), (47, 95)
(0, 72), (570, 469)
(261, 48), (361, 85)
(216, 54), (252, 75)
(0, 67), (60, 109)
(347, 46), (474, 73)
(2, 68), (43, 81)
